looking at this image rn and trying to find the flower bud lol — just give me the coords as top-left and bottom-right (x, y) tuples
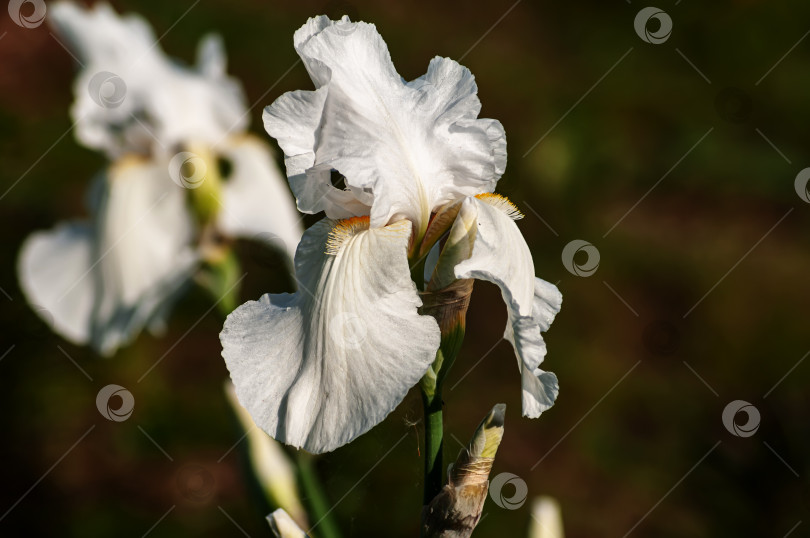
(421, 404), (506, 538)
(427, 198), (477, 292)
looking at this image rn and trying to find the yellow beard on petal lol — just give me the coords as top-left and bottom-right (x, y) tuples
(325, 216), (371, 255)
(474, 193), (524, 220)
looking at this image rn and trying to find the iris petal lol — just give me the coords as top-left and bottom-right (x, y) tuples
(453, 198), (562, 417)
(221, 217), (440, 452)
(264, 15), (507, 232)
(216, 135), (304, 263)
(49, 2), (246, 157)
(19, 158), (198, 356)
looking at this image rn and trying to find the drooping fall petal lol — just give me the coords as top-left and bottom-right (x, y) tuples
(453, 197), (562, 417)
(18, 158), (198, 356)
(17, 221), (96, 345)
(221, 217), (440, 452)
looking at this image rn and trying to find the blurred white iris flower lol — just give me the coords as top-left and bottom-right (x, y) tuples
(221, 16), (562, 453)
(18, 3), (302, 356)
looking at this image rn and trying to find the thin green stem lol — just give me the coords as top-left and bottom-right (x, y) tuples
(421, 380), (444, 505)
(420, 321), (465, 506)
(296, 451), (342, 538)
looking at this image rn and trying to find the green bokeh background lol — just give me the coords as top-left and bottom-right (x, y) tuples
(2, 1), (809, 536)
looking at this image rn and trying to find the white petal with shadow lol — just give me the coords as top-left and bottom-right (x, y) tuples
(221, 218), (440, 453)
(453, 197), (562, 418)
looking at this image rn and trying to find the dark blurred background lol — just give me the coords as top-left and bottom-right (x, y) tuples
(2, 0), (809, 536)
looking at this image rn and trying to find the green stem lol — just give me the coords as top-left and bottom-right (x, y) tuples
(296, 452), (342, 538)
(421, 382), (444, 505)
(420, 316), (466, 506)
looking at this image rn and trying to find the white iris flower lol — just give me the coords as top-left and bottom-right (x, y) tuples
(18, 3), (302, 356)
(221, 16), (562, 453)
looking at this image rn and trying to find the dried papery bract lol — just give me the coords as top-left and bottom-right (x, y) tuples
(421, 404), (506, 538)
(419, 279), (475, 389)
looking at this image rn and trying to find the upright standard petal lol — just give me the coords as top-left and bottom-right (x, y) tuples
(453, 197), (562, 418)
(221, 217), (440, 453)
(216, 135), (303, 263)
(264, 16), (506, 233)
(49, 2), (246, 157)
